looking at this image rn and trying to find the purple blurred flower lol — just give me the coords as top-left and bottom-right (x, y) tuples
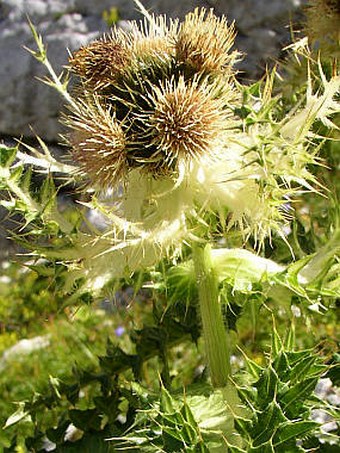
(115, 326), (125, 337)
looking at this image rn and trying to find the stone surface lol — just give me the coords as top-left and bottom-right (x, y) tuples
(0, 0), (307, 142)
(0, 0), (104, 141)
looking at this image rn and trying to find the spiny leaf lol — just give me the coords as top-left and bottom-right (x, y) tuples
(289, 355), (319, 383)
(251, 401), (286, 446)
(180, 401), (200, 433)
(0, 144), (18, 167)
(3, 403), (31, 429)
(9, 164), (24, 183)
(255, 366), (280, 405)
(39, 174), (56, 206)
(273, 351), (290, 380)
(271, 320), (284, 358)
(280, 377), (319, 418)
(273, 420), (319, 447)
(234, 416), (253, 439)
(160, 386), (177, 415)
(237, 347), (263, 380)
(284, 323), (295, 350)
(20, 165), (33, 192)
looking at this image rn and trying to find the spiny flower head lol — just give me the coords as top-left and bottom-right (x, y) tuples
(69, 36), (131, 90)
(146, 76), (235, 166)
(129, 14), (178, 59)
(67, 8), (239, 187)
(65, 97), (127, 186)
(176, 8), (240, 76)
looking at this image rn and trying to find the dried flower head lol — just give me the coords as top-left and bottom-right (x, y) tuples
(147, 77), (233, 165)
(305, 0), (340, 45)
(129, 15), (178, 59)
(69, 36), (131, 90)
(66, 9), (239, 186)
(66, 97), (127, 187)
(176, 8), (239, 76)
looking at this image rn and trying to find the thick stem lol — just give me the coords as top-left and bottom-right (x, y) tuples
(193, 243), (231, 388)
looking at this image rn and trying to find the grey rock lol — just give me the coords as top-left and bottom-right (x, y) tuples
(237, 28), (281, 81)
(215, 0), (304, 32)
(0, 0), (105, 141)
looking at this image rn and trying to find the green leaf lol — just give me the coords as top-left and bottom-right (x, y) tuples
(166, 260), (197, 304)
(255, 366), (279, 405)
(99, 342), (138, 376)
(286, 350), (311, 368)
(0, 144), (17, 167)
(273, 420), (319, 446)
(289, 355), (318, 383)
(39, 174), (56, 205)
(248, 442), (276, 452)
(284, 324), (295, 351)
(9, 164), (24, 182)
(238, 348), (263, 380)
(234, 416), (252, 439)
(3, 403), (31, 429)
(210, 248), (285, 291)
(180, 401), (200, 433)
(276, 257), (311, 298)
(252, 401), (286, 446)
(20, 165), (33, 191)
(273, 352), (290, 380)
(160, 386), (177, 414)
(69, 409), (102, 431)
(227, 446), (247, 453)
(162, 425), (187, 444)
(280, 377), (319, 418)
(271, 322), (284, 358)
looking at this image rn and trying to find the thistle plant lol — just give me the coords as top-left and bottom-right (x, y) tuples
(0, 1), (339, 451)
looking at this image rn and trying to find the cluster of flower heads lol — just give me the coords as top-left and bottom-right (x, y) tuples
(58, 7), (339, 293)
(67, 8), (240, 186)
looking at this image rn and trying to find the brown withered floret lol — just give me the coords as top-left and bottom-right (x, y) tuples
(148, 77), (234, 164)
(176, 8), (240, 76)
(66, 98), (127, 187)
(69, 38), (131, 90)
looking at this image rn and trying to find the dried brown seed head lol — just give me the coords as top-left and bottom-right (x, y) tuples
(66, 97), (127, 187)
(148, 77), (234, 165)
(69, 37), (131, 90)
(130, 15), (178, 59)
(176, 8), (239, 76)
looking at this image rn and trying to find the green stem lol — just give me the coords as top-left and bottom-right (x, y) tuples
(192, 243), (231, 388)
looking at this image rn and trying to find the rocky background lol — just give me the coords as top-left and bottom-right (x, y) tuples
(0, 0), (308, 256)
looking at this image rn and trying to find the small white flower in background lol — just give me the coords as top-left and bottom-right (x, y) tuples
(291, 304), (301, 318)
